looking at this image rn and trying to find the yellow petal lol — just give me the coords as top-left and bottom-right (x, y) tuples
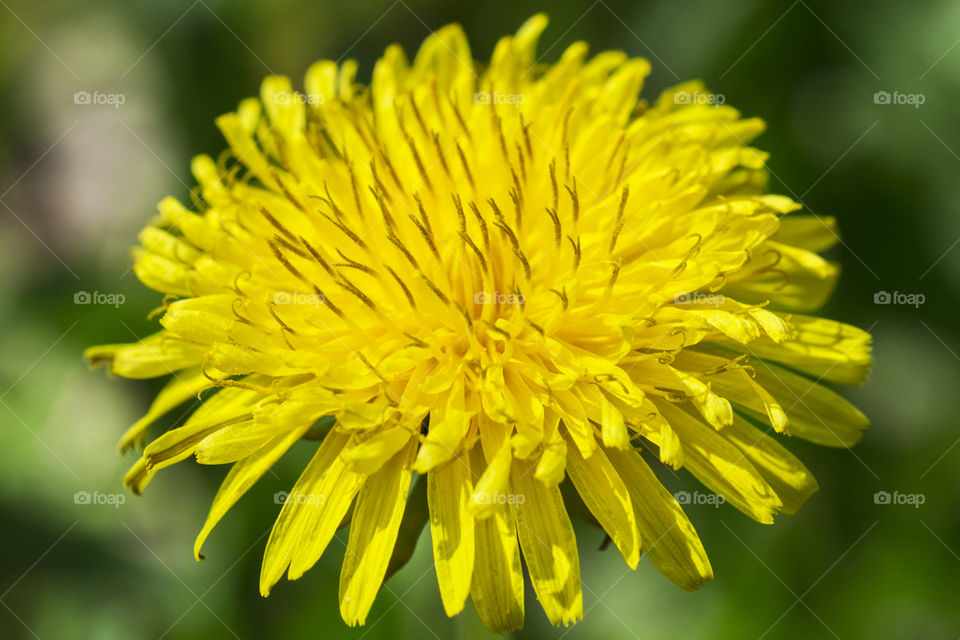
(343, 427), (414, 474)
(534, 411), (567, 486)
(339, 437), (417, 626)
(469, 447), (524, 633)
(123, 457), (152, 495)
(195, 419), (290, 465)
(733, 315), (872, 385)
(411, 23), (473, 89)
(723, 241), (839, 312)
(550, 389), (596, 458)
(428, 454), (475, 616)
(285, 437), (367, 581)
(773, 214), (839, 252)
(194, 424), (310, 560)
(511, 456), (583, 626)
(304, 60), (338, 103)
(117, 366), (212, 452)
(142, 387), (264, 472)
(471, 437), (513, 519)
(606, 447), (713, 590)
(750, 358), (869, 447)
(657, 402), (782, 523)
(132, 251), (195, 297)
(260, 429), (352, 595)
(565, 439), (640, 568)
(414, 383), (473, 472)
(85, 332), (205, 379)
(674, 349), (788, 434)
(628, 360), (732, 429)
(723, 416), (818, 514)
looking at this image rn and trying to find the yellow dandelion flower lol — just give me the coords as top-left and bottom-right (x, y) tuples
(87, 14), (871, 632)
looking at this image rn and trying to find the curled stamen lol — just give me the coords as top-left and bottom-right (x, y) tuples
(447, 95), (471, 140)
(420, 272), (451, 305)
(769, 268), (792, 291)
(519, 112), (533, 158)
(335, 249), (376, 275)
(313, 286), (345, 318)
(549, 159), (559, 212)
(452, 193), (467, 233)
(268, 303), (299, 337)
(270, 241), (309, 283)
(509, 187), (523, 229)
(347, 160), (365, 219)
(545, 207), (562, 247)
(707, 273), (727, 292)
(368, 183), (396, 231)
(408, 94), (431, 140)
(549, 287), (569, 311)
(355, 351), (388, 383)
(564, 180), (579, 225)
(232, 298), (255, 326)
(468, 201), (490, 251)
(407, 208), (441, 260)
(231, 271), (252, 297)
(658, 352), (676, 365)
(608, 259), (623, 289)
(432, 131), (453, 181)
(515, 142), (527, 183)
(483, 320), (512, 339)
(593, 373), (630, 396)
(335, 275), (377, 310)
(526, 319), (546, 335)
(495, 115), (510, 164)
(323, 181), (346, 219)
(378, 146), (404, 194)
(386, 233), (421, 271)
(508, 285), (526, 311)
(275, 235), (311, 259)
(609, 219), (625, 254)
(259, 207), (298, 245)
(404, 134), (433, 193)
(299, 236), (335, 276)
(566, 235), (581, 271)
(459, 231), (488, 273)
(454, 141), (475, 189)
(513, 246), (532, 280)
(455, 302), (474, 330)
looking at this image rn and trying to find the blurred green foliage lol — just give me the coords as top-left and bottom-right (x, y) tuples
(1, 0), (959, 638)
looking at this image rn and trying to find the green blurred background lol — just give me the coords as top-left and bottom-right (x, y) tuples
(1, 0), (958, 638)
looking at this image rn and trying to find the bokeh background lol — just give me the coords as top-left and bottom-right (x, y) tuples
(1, 0), (958, 638)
